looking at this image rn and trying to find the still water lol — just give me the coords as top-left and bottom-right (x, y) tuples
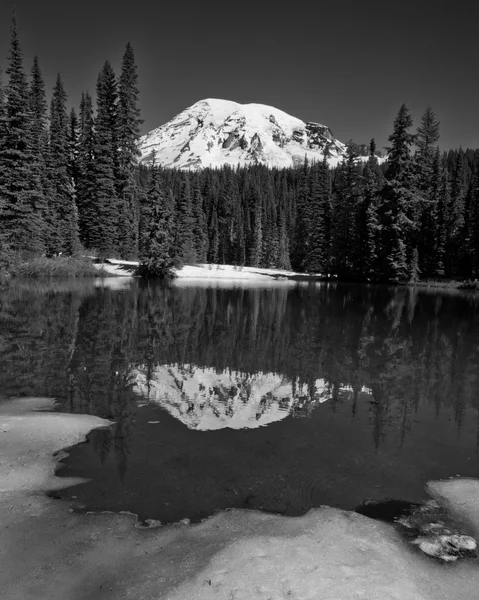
(1, 278), (479, 522)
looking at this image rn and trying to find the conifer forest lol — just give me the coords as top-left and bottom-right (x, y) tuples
(1, 16), (479, 283)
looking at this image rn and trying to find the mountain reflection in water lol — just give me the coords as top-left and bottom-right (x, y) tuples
(1, 280), (479, 522)
(134, 364), (372, 430)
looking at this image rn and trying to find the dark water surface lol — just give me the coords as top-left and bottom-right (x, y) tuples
(2, 278), (479, 523)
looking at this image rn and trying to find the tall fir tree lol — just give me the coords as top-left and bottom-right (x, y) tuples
(378, 104), (418, 282)
(117, 43), (142, 259)
(76, 92), (96, 249)
(174, 177), (196, 264)
(415, 108), (440, 277)
(332, 144), (361, 278)
(249, 187), (263, 267)
(138, 166), (175, 278)
(303, 159), (331, 273)
(67, 107), (79, 183)
(0, 14), (45, 255)
(355, 140), (381, 280)
(46, 73), (80, 255)
(445, 150), (467, 276)
(91, 61), (119, 257)
(192, 181), (208, 262)
(29, 56), (48, 162)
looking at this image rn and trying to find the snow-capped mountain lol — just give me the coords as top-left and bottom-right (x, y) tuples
(133, 364), (372, 430)
(138, 98), (349, 170)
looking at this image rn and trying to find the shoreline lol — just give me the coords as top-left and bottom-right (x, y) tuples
(1, 397), (479, 599)
(2, 255), (478, 292)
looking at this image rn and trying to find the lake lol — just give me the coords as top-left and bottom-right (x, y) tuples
(1, 278), (479, 523)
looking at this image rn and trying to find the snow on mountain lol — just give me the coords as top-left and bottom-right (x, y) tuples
(133, 364), (371, 430)
(138, 98), (349, 170)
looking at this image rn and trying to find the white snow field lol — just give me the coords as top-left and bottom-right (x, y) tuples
(1, 396), (479, 600)
(93, 260), (320, 281)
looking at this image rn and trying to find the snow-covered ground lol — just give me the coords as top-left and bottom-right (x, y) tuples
(1, 397), (479, 599)
(93, 261), (319, 281)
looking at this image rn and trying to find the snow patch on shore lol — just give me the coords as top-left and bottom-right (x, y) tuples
(92, 260), (319, 282)
(1, 398), (479, 599)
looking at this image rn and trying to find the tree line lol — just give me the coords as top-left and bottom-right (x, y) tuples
(1, 15), (479, 282)
(0, 14), (142, 262)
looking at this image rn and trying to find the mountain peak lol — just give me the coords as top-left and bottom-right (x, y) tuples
(139, 99), (347, 170)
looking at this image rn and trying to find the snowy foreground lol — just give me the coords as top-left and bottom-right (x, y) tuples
(94, 260), (314, 281)
(1, 398), (479, 599)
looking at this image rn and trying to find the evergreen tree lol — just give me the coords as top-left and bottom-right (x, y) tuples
(91, 62), (119, 257)
(117, 43), (142, 259)
(332, 144), (361, 278)
(303, 159), (331, 273)
(415, 108), (440, 278)
(249, 187), (263, 267)
(415, 106), (440, 191)
(174, 177), (196, 264)
(76, 92), (96, 249)
(29, 56), (48, 161)
(435, 157), (450, 276)
(118, 43), (142, 187)
(207, 208), (219, 263)
(378, 104), (418, 282)
(0, 14), (45, 255)
(67, 107), (79, 183)
(46, 73), (80, 255)
(355, 141), (381, 280)
(418, 147), (442, 277)
(445, 150), (467, 276)
(138, 167), (175, 278)
(192, 182), (208, 262)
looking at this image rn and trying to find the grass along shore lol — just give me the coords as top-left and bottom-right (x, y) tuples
(1, 254), (107, 279)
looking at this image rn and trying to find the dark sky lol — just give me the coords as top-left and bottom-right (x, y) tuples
(1, 1), (478, 152)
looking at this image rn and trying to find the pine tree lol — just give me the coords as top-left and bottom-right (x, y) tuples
(46, 73), (80, 255)
(0, 13), (45, 255)
(138, 167), (175, 278)
(192, 182), (208, 262)
(118, 43), (142, 187)
(117, 43), (142, 259)
(303, 159), (331, 273)
(67, 107), (79, 183)
(416, 108), (440, 278)
(445, 150), (467, 276)
(29, 56), (48, 162)
(174, 177), (196, 264)
(290, 159), (309, 269)
(378, 104), (418, 282)
(207, 208), (219, 263)
(91, 62), (119, 257)
(332, 144), (361, 278)
(76, 92), (96, 249)
(435, 157), (450, 277)
(249, 187), (263, 267)
(418, 147), (442, 277)
(355, 140), (381, 280)
(415, 106), (440, 191)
